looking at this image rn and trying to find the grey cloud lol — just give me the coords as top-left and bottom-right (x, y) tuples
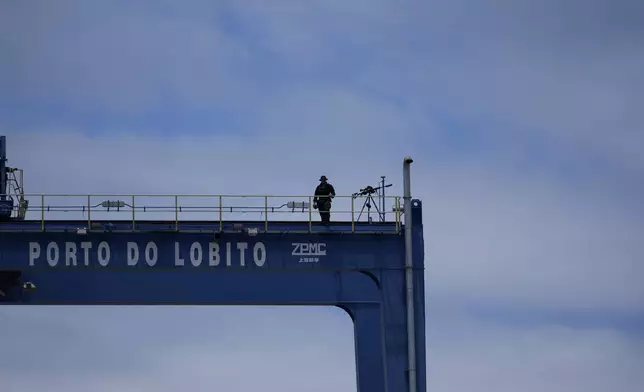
(233, 0), (644, 172)
(2, 306), (642, 392)
(402, 0), (644, 172)
(2, 0), (642, 173)
(421, 164), (644, 313)
(0, 0), (256, 113)
(426, 310), (644, 392)
(0, 307), (146, 377)
(1, 306), (357, 391)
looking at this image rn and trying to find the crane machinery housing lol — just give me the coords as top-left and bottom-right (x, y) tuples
(0, 136), (28, 221)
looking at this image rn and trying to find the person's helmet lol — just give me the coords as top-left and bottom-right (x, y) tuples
(319, 175), (328, 181)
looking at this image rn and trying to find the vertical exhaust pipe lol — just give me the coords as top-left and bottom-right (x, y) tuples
(403, 156), (417, 392)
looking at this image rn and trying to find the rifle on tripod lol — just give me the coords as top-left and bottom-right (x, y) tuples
(352, 176), (392, 223)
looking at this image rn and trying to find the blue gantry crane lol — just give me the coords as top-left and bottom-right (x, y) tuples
(0, 134), (426, 392)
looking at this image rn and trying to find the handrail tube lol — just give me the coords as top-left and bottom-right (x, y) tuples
(403, 156), (417, 392)
(18, 193), (400, 198)
(22, 206), (393, 213)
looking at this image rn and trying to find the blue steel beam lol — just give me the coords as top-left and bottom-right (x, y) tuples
(0, 200), (426, 392)
(11, 270), (382, 304)
(0, 232), (404, 270)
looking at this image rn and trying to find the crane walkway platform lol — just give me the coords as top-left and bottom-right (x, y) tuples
(0, 219), (399, 234)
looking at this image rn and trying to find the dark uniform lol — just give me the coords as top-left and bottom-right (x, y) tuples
(314, 175), (336, 225)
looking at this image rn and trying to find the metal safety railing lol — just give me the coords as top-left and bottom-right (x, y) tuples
(0, 194), (403, 233)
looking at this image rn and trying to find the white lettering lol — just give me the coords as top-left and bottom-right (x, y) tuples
(26, 240), (267, 268)
(81, 242), (92, 266)
(46, 242), (59, 266)
(145, 241), (158, 266)
(97, 241), (110, 266)
(291, 242), (326, 256)
(237, 242), (248, 266)
(127, 242), (139, 266)
(175, 242), (184, 266)
(29, 242), (40, 266)
(209, 242), (220, 266)
(298, 257), (320, 263)
(65, 242), (77, 266)
(254, 242), (266, 267)
(317, 243), (326, 255)
(190, 242), (203, 266)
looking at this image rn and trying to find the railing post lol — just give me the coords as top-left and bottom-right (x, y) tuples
(175, 195), (179, 231)
(219, 195), (223, 232)
(264, 196), (268, 232)
(351, 196), (355, 232)
(41, 194), (45, 232)
(87, 194), (91, 229)
(395, 197), (400, 232)
(131, 195), (136, 232)
(308, 196), (312, 233)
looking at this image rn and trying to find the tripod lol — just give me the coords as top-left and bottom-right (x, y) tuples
(357, 192), (381, 223)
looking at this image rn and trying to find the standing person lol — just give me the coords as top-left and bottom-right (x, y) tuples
(314, 175), (335, 225)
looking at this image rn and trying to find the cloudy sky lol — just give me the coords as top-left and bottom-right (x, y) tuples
(1, 0), (643, 391)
